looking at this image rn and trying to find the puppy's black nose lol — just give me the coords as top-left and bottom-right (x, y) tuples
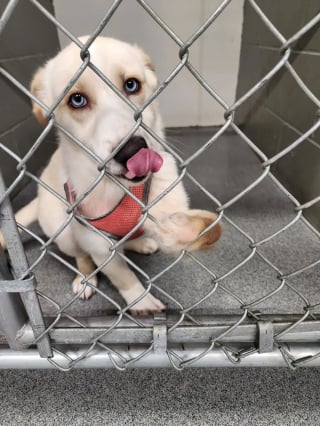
(114, 136), (147, 166)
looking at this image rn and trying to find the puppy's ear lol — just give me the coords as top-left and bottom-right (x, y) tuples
(30, 67), (49, 126)
(134, 45), (158, 90)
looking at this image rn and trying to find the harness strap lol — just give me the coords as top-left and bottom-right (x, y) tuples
(64, 178), (151, 240)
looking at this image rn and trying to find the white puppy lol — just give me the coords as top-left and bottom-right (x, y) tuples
(11, 37), (222, 314)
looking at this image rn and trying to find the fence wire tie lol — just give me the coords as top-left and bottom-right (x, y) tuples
(257, 320), (274, 354)
(153, 313), (167, 354)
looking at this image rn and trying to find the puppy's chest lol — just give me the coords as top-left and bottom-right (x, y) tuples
(79, 194), (122, 219)
(65, 180), (149, 239)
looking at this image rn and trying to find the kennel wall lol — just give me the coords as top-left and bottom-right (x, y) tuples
(236, 0), (320, 232)
(0, 0), (319, 370)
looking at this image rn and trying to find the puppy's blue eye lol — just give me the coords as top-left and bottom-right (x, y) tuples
(69, 93), (88, 109)
(124, 78), (140, 94)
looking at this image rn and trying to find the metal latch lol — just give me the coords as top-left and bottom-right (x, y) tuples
(257, 320), (274, 353)
(153, 313), (167, 353)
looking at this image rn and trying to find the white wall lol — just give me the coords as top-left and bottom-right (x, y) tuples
(54, 0), (244, 127)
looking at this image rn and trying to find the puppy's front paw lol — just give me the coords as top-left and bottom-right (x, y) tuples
(120, 284), (165, 315)
(72, 274), (98, 300)
(130, 293), (165, 316)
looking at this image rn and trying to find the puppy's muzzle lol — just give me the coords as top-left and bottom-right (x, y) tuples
(114, 136), (163, 181)
(114, 136), (147, 166)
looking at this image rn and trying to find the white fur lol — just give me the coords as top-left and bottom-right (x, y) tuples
(12, 37), (221, 315)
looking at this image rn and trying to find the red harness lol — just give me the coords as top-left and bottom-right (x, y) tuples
(65, 180), (150, 240)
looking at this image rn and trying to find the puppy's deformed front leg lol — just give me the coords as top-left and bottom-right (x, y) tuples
(153, 209), (222, 254)
(124, 236), (159, 255)
(91, 253), (165, 315)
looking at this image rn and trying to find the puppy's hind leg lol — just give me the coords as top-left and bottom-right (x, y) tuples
(72, 255), (98, 300)
(0, 197), (39, 249)
(15, 197), (39, 228)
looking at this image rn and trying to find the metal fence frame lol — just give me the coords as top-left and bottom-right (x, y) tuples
(0, 0), (320, 370)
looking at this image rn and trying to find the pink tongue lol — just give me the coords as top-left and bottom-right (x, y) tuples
(125, 148), (163, 179)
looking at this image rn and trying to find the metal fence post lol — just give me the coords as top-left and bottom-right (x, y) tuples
(0, 245), (28, 351)
(0, 172), (52, 358)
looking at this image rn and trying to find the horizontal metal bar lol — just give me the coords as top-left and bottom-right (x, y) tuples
(16, 315), (320, 346)
(1, 343), (320, 369)
(0, 274), (36, 292)
(0, 246), (28, 350)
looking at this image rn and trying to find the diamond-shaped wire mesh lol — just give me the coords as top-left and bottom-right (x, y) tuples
(0, 0), (319, 369)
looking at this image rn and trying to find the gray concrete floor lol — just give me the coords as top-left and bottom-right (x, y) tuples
(1, 127), (320, 425)
(11, 127), (320, 317)
(1, 367), (320, 425)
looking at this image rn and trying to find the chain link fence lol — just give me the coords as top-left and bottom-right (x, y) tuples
(0, 0), (319, 370)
